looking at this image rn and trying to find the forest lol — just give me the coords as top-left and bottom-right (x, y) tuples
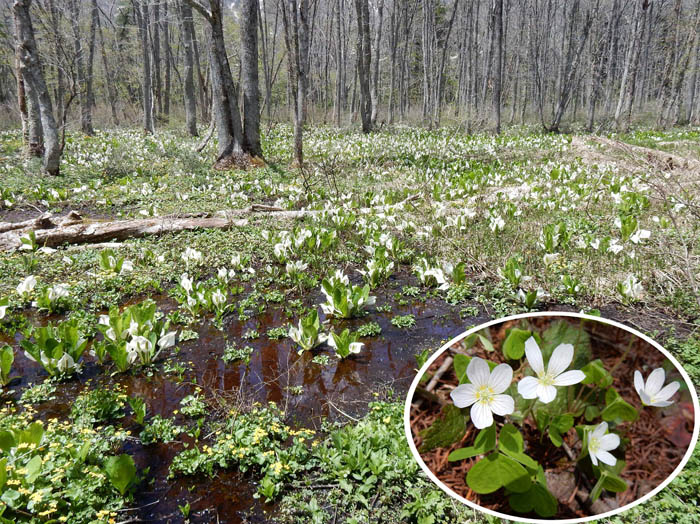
(0, 0), (699, 523)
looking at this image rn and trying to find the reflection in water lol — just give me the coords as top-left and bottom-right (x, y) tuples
(3, 288), (478, 523)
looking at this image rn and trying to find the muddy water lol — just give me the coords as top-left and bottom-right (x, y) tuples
(2, 281), (487, 523)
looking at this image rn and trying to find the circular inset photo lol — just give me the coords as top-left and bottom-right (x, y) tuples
(405, 312), (698, 522)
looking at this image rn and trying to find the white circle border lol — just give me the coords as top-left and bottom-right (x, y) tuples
(403, 311), (700, 524)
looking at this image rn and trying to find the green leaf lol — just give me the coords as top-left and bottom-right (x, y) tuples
(547, 414), (574, 447)
(24, 422), (43, 446)
(466, 453), (531, 494)
(453, 354), (498, 384)
(509, 483), (558, 517)
(498, 424), (524, 454)
(104, 454), (137, 495)
(25, 455), (42, 483)
(448, 425), (496, 461)
(602, 388), (639, 422)
(581, 359), (613, 387)
(465, 454), (502, 494)
(0, 490), (19, 510)
(502, 328), (531, 360)
(0, 458), (6, 490)
(584, 405), (600, 422)
(418, 404), (468, 453)
(548, 425), (564, 447)
(78, 441), (91, 463)
(0, 431), (15, 453)
(476, 334), (494, 352)
(541, 320), (591, 368)
(601, 472), (628, 492)
(552, 414), (574, 432)
(498, 427), (539, 471)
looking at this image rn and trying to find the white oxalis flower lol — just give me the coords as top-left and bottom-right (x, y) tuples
(634, 368), (679, 407)
(587, 422), (620, 466)
(450, 357), (515, 429)
(518, 337), (585, 404)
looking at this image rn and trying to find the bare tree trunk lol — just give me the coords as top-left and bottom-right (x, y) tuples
(70, 0), (94, 135)
(281, 0), (305, 165)
(47, 0), (65, 129)
(152, 0), (162, 119)
(15, 46), (42, 157)
(241, 0), (262, 157)
(135, 0), (155, 133)
(178, 0), (198, 136)
(86, 0), (98, 129)
(186, 0), (259, 166)
(162, 0), (172, 121)
(614, 0), (644, 129)
(13, 0), (61, 175)
(96, 2), (119, 125)
(370, 0), (384, 125)
(192, 15), (208, 122)
(493, 0), (503, 133)
(355, 0), (372, 132)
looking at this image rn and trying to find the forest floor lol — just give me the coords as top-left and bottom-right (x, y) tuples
(0, 124), (698, 523)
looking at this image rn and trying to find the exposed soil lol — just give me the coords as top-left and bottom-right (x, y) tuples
(410, 315), (695, 520)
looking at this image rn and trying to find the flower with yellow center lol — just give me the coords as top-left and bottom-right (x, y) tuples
(586, 422), (620, 466)
(450, 357), (515, 429)
(634, 368), (679, 407)
(517, 337), (585, 404)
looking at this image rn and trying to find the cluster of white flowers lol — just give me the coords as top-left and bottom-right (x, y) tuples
(451, 336), (680, 468)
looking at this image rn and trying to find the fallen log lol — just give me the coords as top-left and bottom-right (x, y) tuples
(0, 215), (249, 251)
(0, 195), (419, 251)
(0, 213), (54, 234)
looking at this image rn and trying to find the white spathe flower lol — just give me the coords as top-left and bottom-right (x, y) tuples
(634, 368), (679, 407)
(450, 357), (515, 429)
(518, 337), (585, 404)
(212, 289), (227, 306)
(587, 422), (620, 467)
(180, 273), (193, 294)
(619, 275), (643, 300)
(16, 275), (37, 296)
(327, 336), (363, 355)
(424, 268), (450, 290)
(543, 253), (560, 265)
(126, 336), (152, 362)
(0, 305), (7, 320)
(489, 215), (505, 232)
(608, 240), (624, 255)
(48, 284), (70, 301)
(120, 260), (134, 274)
(182, 247), (202, 263)
(286, 260), (308, 274)
(56, 353), (75, 373)
(157, 331), (177, 350)
(630, 229), (651, 244)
